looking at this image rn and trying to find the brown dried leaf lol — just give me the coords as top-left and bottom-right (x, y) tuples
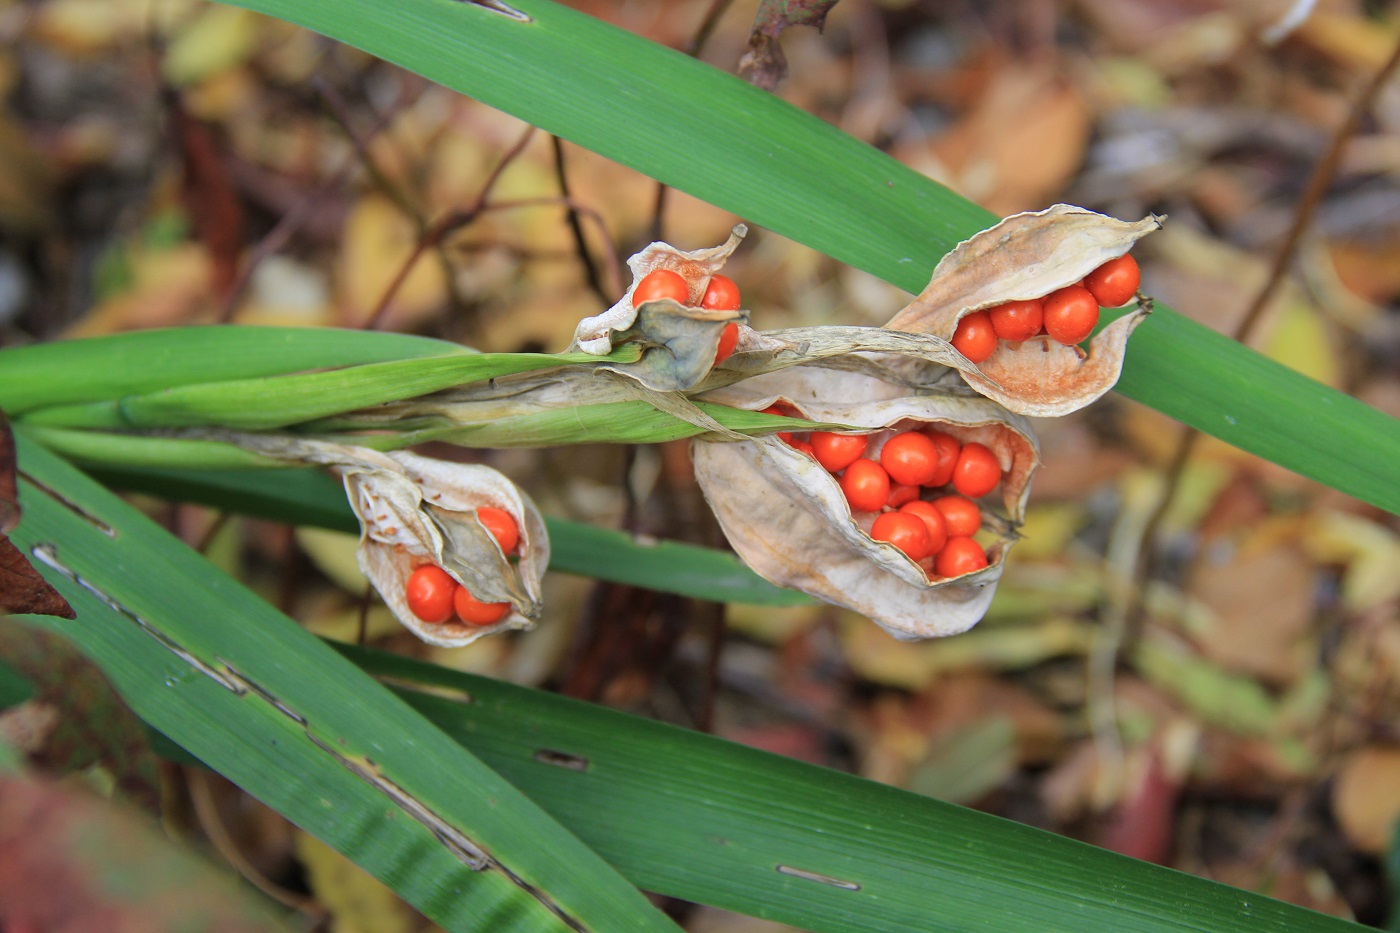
(737, 0), (841, 91)
(885, 204), (1163, 417)
(0, 622), (161, 811)
(0, 538), (75, 620)
(1332, 745), (1400, 854)
(926, 66), (1092, 216)
(168, 92), (244, 303)
(0, 772), (294, 933)
(696, 362), (1038, 640)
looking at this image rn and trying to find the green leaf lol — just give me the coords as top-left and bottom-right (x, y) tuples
(216, 0), (1400, 515)
(0, 655), (32, 710)
(21, 349), (639, 431)
(0, 326), (465, 416)
(7, 431), (681, 933)
(335, 643), (1364, 933)
(1387, 817), (1400, 932)
(84, 463), (811, 607)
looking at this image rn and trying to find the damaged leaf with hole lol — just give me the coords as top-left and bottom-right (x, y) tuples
(884, 204), (1162, 417)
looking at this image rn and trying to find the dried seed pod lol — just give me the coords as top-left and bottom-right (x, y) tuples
(345, 450), (548, 647)
(696, 364), (1038, 640)
(884, 204), (1163, 417)
(218, 435), (547, 647)
(571, 226), (749, 391)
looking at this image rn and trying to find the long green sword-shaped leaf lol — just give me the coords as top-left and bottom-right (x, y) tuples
(6, 432), (682, 933)
(82, 462), (813, 606)
(333, 643), (1362, 933)
(0, 656), (33, 711)
(20, 348), (639, 431)
(218, 0), (1400, 516)
(0, 326), (466, 415)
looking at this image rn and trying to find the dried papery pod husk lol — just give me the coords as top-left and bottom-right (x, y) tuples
(216, 434), (547, 648)
(570, 226), (748, 392)
(695, 365), (1039, 640)
(884, 204), (1163, 417)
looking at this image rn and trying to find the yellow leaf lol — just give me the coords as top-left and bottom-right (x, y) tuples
(1332, 746), (1400, 853)
(338, 196), (446, 328)
(295, 832), (417, 933)
(162, 7), (259, 87)
(1261, 300), (1339, 388)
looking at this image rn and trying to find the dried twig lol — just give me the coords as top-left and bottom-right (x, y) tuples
(186, 767), (326, 918)
(551, 136), (611, 306)
(648, 0), (738, 240)
(361, 125), (536, 330)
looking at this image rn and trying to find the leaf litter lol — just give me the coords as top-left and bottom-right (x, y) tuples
(4, 0), (1400, 927)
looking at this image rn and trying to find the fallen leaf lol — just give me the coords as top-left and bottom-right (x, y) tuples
(295, 831), (417, 933)
(0, 539), (75, 620)
(0, 770), (293, 932)
(1332, 746), (1400, 854)
(1187, 539), (1316, 684)
(168, 92), (245, 303)
(337, 195), (447, 329)
(737, 0), (841, 91)
(927, 65), (1093, 215)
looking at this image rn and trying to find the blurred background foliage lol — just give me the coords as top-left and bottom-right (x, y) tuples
(2, 0), (1400, 928)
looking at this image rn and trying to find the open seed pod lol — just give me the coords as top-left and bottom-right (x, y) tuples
(344, 450), (548, 648)
(214, 435), (548, 647)
(570, 225), (748, 391)
(884, 204), (1163, 417)
(695, 363), (1039, 640)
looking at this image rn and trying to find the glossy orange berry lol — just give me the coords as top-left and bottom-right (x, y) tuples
(788, 438), (816, 458)
(453, 585), (511, 626)
(633, 269), (689, 305)
(988, 298), (1044, 342)
(476, 507), (519, 555)
(924, 431), (961, 487)
(701, 274), (741, 311)
(1043, 284), (1099, 345)
(885, 482), (919, 508)
(879, 431), (940, 486)
(405, 565), (456, 623)
(951, 311), (997, 363)
(810, 432), (869, 473)
(898, 500), (949, 555)
(840, 458), (890, 513)
(952, 442), (1001, 498)
(930, 495), (981, 537)
(1083, 254), (1140, 307)
(713, 322), (740, 366)
(934, 536), (988, 578)
(871, 511), (934, 562)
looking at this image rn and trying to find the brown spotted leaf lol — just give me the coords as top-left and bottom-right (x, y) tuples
(696, 360), (1038, 640)
(884, 204), (1163, 417)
